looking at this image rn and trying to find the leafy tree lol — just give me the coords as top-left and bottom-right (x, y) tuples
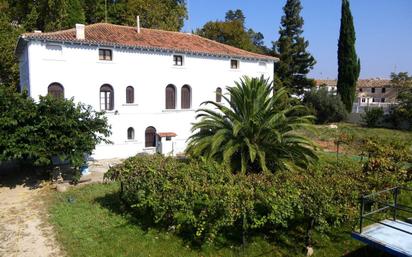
(0, 12), (24, 88)
(303, 88), (347, 124)
(187, 76), (317, 174)
(123, 0), (187, 31)
(196, 9), (270, 54)
(388, 72), (412, 128)
(273, 0), (316, 96)
(0, 85), (111, 168)
(362, 107), (384, 128)
(337, 0), (360, 112)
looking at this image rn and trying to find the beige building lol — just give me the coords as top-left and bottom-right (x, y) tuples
(316, 79), (398, 113)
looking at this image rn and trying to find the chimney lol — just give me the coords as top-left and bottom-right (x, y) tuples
(34, 30), (42, 33)
(136, 16), (141, 33)
(75, 24), (85, 40)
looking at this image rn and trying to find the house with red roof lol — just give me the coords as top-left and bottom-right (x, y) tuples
(16, 22), (277, 159)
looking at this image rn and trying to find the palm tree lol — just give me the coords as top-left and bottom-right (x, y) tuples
(187, 76), (317, 174)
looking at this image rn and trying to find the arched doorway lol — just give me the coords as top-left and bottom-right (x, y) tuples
(145, 126), (157, 147)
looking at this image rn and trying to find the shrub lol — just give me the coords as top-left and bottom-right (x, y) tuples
(303, 88), (347, 124)
(362, 107), (384, 128)
(106, 155), (300, 243)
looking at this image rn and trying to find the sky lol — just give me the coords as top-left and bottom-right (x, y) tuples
(182, 0), (412, 79)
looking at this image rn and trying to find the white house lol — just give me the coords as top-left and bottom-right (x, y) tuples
(16, 23), (277, 159)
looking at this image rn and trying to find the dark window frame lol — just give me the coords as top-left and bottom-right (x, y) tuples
(127, 127), (135, 140)
(48, 83), (64, 98)
(230, 59), (239, 69)
(216, 87), (222, 102)
(99, 49), (112, 61)
(382, 87), (386, 93)
(126, 86), (134, 104)
(371, 87), (376, 93)
(173, 55), (183, 66)
(100, 84), (114, 111)
(181, 85), (191, 109)
(165, 84), (176, 109)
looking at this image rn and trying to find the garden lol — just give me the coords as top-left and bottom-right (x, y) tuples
(47, 77), (412, 257)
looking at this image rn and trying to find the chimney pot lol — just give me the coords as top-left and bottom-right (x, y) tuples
(75, 24), (85, 40)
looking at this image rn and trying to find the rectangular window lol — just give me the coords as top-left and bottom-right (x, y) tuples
(100, 91), (112, 110)
(173, 55), (183, 66)
(99, 49), (112, 61)
(381, 98), (385, 103)
(361, 98), (366, 103)
(230, 59), (239, 69)
(382, 87), (386, 93)
(371, 87), (375, 93)
(359, 88), (363, 92)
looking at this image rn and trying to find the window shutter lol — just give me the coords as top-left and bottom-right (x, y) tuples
(165, 85), (176, 109)
(145, 127), (156, 147)
(126, 86), (134, 103)
(181, 85), (191, 109)
(216, 87), (222, 102)
(48, 83), (64, 98)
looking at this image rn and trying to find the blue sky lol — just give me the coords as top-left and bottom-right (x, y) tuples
(183, 0), (412, 79)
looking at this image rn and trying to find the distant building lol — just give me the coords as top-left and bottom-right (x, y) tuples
(316, 79), (398, 113)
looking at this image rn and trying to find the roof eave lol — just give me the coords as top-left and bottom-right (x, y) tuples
(23, 36), (279, 62)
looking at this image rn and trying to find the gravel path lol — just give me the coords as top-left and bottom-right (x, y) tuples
(0, 174), (63, 257)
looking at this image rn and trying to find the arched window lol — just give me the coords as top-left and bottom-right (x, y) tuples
(216, 87), (222, 102)
(48, 83), (64, 98)
(127, 127), (134, 140)
(165, 84), (176, 109)
(181, 85), (191, 109)
(100, 84), (114, 110)
(145, 126), (157, 147)
(126, 86), (134, 104)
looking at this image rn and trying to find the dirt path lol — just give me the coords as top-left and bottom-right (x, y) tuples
(0, 173), (63, 257)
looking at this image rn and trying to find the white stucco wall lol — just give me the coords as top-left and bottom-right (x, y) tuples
(20, 40), (274, 159)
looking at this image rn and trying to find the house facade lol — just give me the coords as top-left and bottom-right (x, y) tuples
(316, 79), (398, 113)
(16, 23), (277, 159)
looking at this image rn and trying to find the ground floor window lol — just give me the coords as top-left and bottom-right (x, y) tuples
(145, 126), (157, 147)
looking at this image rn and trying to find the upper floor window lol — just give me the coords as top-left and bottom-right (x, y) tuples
(359, 88), (363, 92)
(173, 55), (183, 66)
(127, 127), (135, 140)
(181, 85), (191, 109)
(165, 84), (176, 109)
(230, 59), (239, 69)
(382, 87), (386, 93)
(216, 87), (222, 102)
(99, 49), (112, 61)
(381, 98), (386, 103)
(126, 86), (134, 103)
(48, 83), (64, 98)
(100, 84), (114, 110)
(371, 87), (376, 93)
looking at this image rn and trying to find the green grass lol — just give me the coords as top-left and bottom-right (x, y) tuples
(49, 182), (394, 257)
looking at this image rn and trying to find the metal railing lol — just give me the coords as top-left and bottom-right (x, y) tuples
(358, 186), (412, 234)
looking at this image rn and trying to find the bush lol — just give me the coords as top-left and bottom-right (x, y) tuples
(303, 88), (347, 124)
(106, 155), (301, 243)
(362, 107), (384, 128)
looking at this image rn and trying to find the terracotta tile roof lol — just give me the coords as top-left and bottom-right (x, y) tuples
(316, 79), (392, 88)
(20, 23), (278, 61)
(158, 132), (177, 138)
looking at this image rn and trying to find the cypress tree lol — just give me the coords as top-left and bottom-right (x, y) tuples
(274, 0), (316, 96)
(337, 0), (360, 112)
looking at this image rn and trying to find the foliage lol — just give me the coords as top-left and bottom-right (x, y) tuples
(387, 72), (412, 129)
(361, 138), (411, 189)
(196, 9), (271, 55)
(303, 88), (347, 124)
(0, 85), (111, 167)
(362, 107), (384, 128)
(337, 0), (361, 112)
(106, 155), (300, 243)
(186, 76), (317, 174)
(0, 12), (24, 87)
(273, 0), (316, 96)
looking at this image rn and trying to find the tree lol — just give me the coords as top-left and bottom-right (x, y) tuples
(388, 72), (412, 128)
(0, 12), (24, 88)
(273, 0), (316, 96)
(337, 0), (360, 112)
(0, 85), (111, 168)
(196, 9), (270, 54)
(187, 76), (317, 174)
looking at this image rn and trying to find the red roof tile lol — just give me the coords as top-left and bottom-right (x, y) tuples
(158, 132), (177, 138)
(21, 23), (277, 61)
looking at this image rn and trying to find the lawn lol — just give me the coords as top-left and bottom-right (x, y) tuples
(49, 182), (393, 257)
